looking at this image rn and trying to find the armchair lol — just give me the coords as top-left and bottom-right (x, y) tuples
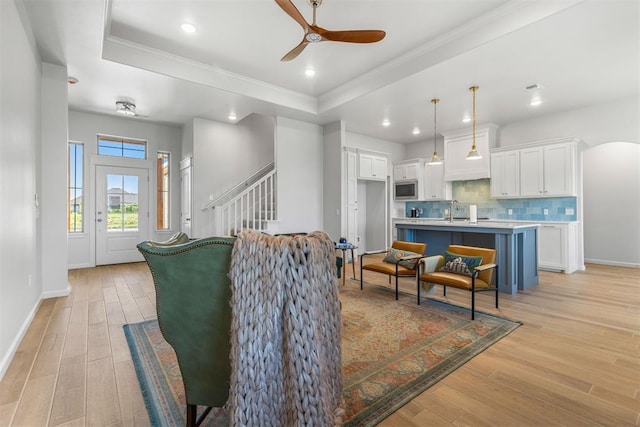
(360, 240), (427, 300)
(137, 236), (236, 427)
(417, 244), (498, 320)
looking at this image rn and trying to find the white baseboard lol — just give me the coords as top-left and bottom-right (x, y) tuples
(0, 298), (42, 382)
(68, 262), (93, 270)
(584, 258), (640, 268)
(42, 283), (71, 299)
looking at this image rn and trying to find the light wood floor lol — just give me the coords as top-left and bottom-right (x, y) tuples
(1, 260), (638, 426)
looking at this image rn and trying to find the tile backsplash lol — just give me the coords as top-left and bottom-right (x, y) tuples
(406, 179), (577, 222)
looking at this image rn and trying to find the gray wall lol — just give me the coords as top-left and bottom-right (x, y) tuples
(1, 0), (43, 380)
(583, 142), (640, 266)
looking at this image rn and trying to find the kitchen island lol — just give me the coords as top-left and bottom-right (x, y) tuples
(394, 219), (539, 294)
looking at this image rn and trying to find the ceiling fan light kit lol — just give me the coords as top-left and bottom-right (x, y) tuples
(275, 0), (385, 61)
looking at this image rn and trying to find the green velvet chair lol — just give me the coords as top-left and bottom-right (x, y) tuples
(137, 236), (236, 427)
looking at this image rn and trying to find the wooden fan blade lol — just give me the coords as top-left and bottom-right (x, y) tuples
(274, 0), (311, 31)
(281, 40), (309, 61)
(321, 29), (386, 43)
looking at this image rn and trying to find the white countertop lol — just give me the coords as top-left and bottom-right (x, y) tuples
(393, 218), (541, 229)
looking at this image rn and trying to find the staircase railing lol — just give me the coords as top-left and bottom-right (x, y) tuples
(204, 168), (277, 236)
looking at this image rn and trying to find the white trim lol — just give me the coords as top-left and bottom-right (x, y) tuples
(0, 299), (42, 382)
(68, 262), (94, 270)
(584, 259), (640, 269)
(42, 284), (72, 299)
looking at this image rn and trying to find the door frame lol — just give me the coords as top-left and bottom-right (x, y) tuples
(89, 155), (152, 266)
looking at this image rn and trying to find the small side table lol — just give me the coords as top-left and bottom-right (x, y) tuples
(336, 243), (357, 286)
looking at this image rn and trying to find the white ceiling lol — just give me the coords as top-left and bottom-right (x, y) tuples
(21, 0), (640, 143)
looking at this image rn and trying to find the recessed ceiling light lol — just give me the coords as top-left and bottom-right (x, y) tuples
(462, 116), (471, 123)
(305, 68), (316, 77)
(529, 98), (542, 107)
(412, 127), (420, 135)
(228, 113), (237, 121)
(181, 22), (197, 34)
(382, 119), (390, 127)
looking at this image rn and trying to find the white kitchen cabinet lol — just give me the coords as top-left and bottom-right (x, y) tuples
(424, 162), (452, 200)
(538, 222), (577, 273)
(443, 124), (497, 181)
(490, 150), (520, 198)
(393, 159), (423, 181)
(358, 153), (387, 181)
(521, 142), (576, 197)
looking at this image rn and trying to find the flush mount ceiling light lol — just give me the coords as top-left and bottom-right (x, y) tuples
(116, 100), (136, 116)
(305, 68), (316, 77)
(228, 113), (237, 121)
(428, 98), (442, 165)
(381, 119), (390, 127)
(466, 86), (482, 160)
(412, 127), (420, 135)
(529, 98), (542, 107)
(181, 22), (197, 33)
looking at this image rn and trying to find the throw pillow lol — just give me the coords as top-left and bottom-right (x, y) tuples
(439, 251), (483, 276)
(383, 248), (421, 270)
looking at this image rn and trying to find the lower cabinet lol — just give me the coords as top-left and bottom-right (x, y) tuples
(537, 222), (578, 273)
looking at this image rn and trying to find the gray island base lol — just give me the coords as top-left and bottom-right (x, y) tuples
(395, 220), (539, 294)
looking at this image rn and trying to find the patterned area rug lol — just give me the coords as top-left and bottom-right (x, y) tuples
(125, 284), (520, 426)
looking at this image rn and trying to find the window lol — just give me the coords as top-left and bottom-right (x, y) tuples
(98, 135), (146, 159)
(157, 152), (170, 229)
(68, 142), (83, 232)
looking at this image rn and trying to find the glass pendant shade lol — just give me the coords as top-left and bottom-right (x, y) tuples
(466, 86), (482, 160)
(428, 98), (443, 165)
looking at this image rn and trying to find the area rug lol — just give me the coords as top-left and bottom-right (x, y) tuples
(124, 284), (521, 426)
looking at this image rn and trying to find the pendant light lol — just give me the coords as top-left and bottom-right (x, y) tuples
(428, 98), (442, 165)
(466, 85), (482, 160)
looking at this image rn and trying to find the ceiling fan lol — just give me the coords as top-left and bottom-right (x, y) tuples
(275, 0), (386, 61)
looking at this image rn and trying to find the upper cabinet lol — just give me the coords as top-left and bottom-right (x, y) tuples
(424, 162), (452, 200)
(393, 159), (423, 181)
(358, 153), (387, 181)
(490, 150), (520, 198)
(520, 142), (576, 197)
(491, 138), (579, 199)
(443, 124), (497, 181)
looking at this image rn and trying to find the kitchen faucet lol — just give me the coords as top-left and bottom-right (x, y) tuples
(448, 199), (459, 223)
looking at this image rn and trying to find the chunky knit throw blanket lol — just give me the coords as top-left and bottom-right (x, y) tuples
(228, 230), (344, 426)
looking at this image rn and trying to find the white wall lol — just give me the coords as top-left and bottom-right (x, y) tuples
(68, 111), (183, 267)
(275, 117), (324, 234)
(40, 63), (70, 297)
(0, 0), (43, 380)
(191, 114), (274, 237)
(583, 142), (640, 267)
(323, 121), (344, 241)
(499, 96), (639, 148)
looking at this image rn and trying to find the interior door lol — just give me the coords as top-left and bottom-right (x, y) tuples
(180, 159), (192, 236)
(96, 165), (149, 265)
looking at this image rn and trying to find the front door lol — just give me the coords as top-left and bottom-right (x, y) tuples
(96, 165), (149, 265)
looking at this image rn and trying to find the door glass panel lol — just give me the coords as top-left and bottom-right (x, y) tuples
(106, 174), (139, 232)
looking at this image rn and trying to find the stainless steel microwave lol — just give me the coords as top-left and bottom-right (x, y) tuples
(394, 180), (420, 200)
